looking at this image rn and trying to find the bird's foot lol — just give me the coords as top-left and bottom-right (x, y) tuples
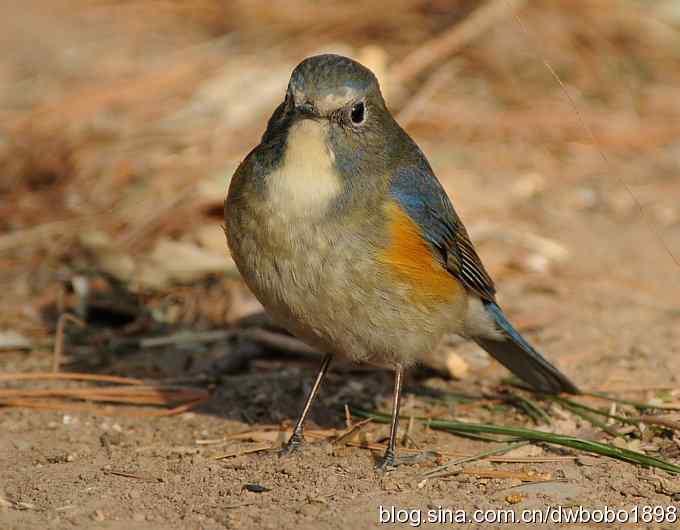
(376, 449), (437, 472)
(279, 430), (305, 457)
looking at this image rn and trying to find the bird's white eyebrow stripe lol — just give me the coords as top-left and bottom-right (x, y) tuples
(319, 89), (354, 108)
(290, 86), (358, 116)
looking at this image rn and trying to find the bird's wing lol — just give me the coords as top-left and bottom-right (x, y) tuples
(389, 164), (497, 303)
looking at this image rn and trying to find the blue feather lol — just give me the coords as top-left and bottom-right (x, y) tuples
(484, 302), (538, 354)
(475, 302), (579, 394)
(388, 163), (496, 301)
(389, 165), (457, 255)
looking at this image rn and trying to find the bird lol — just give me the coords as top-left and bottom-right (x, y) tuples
(224, 53), (578, 470)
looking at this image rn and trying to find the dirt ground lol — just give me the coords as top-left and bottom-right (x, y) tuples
(2, 1), (680, 529)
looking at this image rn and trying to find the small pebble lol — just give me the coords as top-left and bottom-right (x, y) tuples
(244, 483), (270, 493)
(505, 494), (525, 505)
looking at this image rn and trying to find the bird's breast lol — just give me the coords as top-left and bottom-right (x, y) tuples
(225, 154), (467, 364)
(228, 200), (379, 355)
(227, 197), (467, 364)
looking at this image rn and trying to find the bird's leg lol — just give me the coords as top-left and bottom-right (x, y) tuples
(378, 364), (404, 470)
(376, 365), (435, 471)
(280, 353), (333, 456)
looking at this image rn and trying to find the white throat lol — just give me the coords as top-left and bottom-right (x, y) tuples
(267, 119), (341, 218)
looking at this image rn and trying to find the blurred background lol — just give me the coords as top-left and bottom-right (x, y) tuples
(1, 0), (680, 388)
(2, 3), (680, 526)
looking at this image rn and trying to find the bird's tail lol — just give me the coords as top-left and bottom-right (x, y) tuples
(474, 302), (579, 394)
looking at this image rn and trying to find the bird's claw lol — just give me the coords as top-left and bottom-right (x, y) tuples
(279, 431), (305, 457)
(376, 450), (437, 472)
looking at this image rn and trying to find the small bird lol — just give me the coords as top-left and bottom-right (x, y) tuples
(224, 54), (578, 469)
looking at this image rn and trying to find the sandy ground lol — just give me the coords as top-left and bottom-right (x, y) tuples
(2, 2), (680, 529)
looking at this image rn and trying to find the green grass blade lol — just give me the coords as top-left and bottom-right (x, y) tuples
(585, 392), (680, 411)
(506, 393), (552, 424)
(552, 400), (621, 437)
(422, 441), (531, 479)
(351, 407), (680, 474)
(549, 395), (639, 426)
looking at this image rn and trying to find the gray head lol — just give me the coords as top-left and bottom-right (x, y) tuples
(260, 54), (395, 147)
(287, 54), (382, 119)
(251, 54), (415, 216)
(259, 55), (403, 174)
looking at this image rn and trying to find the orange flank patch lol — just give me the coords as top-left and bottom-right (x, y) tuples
(379, 202), (463, 303)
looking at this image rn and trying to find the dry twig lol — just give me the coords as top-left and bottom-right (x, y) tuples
(53, 313), (85, 372)
(390, 0), (528, 84)
(0, 372), (209, 416)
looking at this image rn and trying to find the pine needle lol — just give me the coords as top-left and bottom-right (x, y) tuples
(351, 407), (680, 474)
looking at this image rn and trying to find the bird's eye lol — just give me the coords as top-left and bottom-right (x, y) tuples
(350, 101), (365, 125)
